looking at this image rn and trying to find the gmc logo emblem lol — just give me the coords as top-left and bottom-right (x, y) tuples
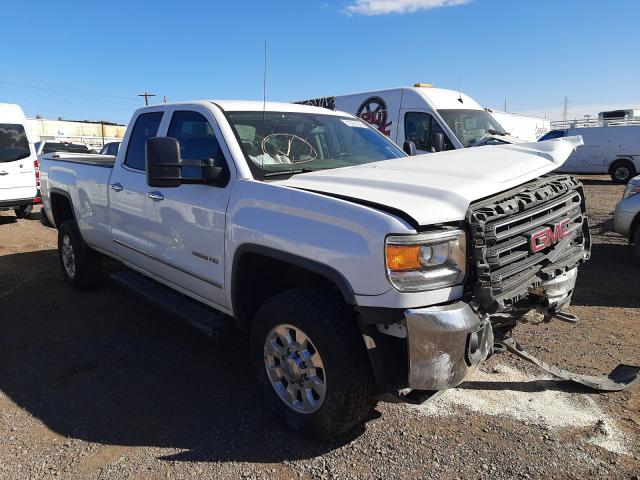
(530, 219), (573, 253)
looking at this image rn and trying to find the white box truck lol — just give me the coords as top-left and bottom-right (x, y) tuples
(486, 109), (550, 142)
(298, 84), (522, 155)
(539, 124), (640, 183)
(0, 103), (41, 218)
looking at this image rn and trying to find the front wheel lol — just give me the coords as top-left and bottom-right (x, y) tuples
(14, 205), (33, 219)
(251, 289), (374, 439)
(610, 160), (636, 184)
(57, 220), (102, 290)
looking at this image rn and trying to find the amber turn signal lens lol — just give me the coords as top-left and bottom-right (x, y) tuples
(386, 244), (421, 271)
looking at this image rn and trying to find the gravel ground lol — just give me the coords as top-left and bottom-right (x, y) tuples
(0, 175), (639, 479)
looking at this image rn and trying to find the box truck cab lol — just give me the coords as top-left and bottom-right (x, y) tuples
(0, 103), (40, 218)
(298, 85), (521, 155)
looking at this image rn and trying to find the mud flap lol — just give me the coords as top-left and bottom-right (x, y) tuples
(501, 337), (640, 391)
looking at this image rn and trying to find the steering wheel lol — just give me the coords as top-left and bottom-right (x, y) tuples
(261, 133), (317, 163)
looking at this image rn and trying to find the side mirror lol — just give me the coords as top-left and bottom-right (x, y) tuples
(146, 137), (182, 187)
(202, 158), (227, 184)
(403, 140), (417, 156)
(431, 133), (445, 153)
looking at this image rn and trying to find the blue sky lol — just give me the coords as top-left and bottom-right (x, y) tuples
(1, 0), (638, 123)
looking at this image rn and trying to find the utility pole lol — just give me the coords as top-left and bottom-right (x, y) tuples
(504, 98), (507, 112)
(138, 92), (156, 106)
(163, 95), (167, 103)
(562, 96), (569, 122)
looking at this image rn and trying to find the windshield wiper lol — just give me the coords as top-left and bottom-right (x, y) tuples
(262, 167), (320, 178)
(487, 128), (510, 136)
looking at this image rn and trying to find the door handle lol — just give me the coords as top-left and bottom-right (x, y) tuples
(0, 171), (8, 176)
(146, 191), (164, 201)
(110, 183), (123, 192)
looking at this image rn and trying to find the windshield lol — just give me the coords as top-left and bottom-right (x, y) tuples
(0, 123), (30, 163)
(438, 109), (507, 148)
(226, 111), (405, 178)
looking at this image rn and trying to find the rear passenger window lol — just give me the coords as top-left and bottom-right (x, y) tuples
(0, 124), (30, 163)
(166, 111), (228, 180)
(124, 112), (163, 170)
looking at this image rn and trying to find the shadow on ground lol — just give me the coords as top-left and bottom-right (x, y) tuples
(0, 250), (356, 463)
(572, 243), (640, 308)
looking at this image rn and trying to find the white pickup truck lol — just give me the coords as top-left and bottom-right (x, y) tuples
(39, 100), (637, 439)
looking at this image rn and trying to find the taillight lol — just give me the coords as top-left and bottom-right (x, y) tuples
(34, 159), (40, 187)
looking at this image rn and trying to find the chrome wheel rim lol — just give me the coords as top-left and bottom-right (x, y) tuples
(61, 235), (76, 279)
(263, 324), (326, 414)
(615, 166), (630, 181)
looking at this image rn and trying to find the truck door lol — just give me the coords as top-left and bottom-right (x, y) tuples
(109, 111), (164, 268)
(144, 108), (231, 309)
(0, 122), (37, 202)
(399, 110), (454, 154)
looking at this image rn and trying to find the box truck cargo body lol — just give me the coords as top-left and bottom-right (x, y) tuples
(487, 110), (550, 141)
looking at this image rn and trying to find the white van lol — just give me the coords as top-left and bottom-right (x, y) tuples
(539, 124), (640, 183)
(298, 84), (522, 155)
(0, 103), (40, 218)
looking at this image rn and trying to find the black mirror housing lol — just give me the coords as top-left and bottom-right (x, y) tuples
(146, 137), (229, 187)
(403, 140), (417, 156)
(431, 133), (445, 153)
(146, 137), (182, 187)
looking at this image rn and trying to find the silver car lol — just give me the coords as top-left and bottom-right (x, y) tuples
(614, 175), (640, 259)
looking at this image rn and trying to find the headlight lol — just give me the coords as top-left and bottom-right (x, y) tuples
(385, 229), (466, 292)
(622, 177), (640, 200)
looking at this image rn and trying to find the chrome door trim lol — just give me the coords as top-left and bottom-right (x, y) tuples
(112, 238), (222, 289)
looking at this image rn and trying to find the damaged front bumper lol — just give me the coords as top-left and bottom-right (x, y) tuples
(405, 301), (493, 391)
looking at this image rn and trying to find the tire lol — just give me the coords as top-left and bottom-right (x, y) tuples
(57, 220), (102, 290)
(14, 205), (33, 219)
(40, 209), (52, 227)
(610, 160), (636, 184)
(633, 224), (640, 264)
(250, 288), (374, 439)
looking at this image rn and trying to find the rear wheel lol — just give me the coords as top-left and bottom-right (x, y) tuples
(610, 160), (636, 184)
(57, 220), (102, 290)
(250, 288), (374, 439)
(14, 205), (33, 219)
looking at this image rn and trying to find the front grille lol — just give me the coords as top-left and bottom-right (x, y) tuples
(466, 175), (591, 313)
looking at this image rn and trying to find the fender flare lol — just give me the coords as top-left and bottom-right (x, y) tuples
(231, 243), (357, 310)
(48, 187), (78, 227)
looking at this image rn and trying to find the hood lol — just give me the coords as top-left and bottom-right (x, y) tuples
(280, 137), (583, 227)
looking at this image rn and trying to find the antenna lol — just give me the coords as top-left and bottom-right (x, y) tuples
(263, 41), (267, 116)
(261, 41), (267, 179)
(457, 77), (463, 104)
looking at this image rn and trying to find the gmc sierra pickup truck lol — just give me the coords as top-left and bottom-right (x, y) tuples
(40, 100), (636, 439)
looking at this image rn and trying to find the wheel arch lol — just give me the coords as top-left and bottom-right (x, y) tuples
(49, 188), (77, 228)
(231, 244), (356, 330)
(629, 211), (640, 243)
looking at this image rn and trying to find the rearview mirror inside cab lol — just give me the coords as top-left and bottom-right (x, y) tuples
(146, 137), (227, 187)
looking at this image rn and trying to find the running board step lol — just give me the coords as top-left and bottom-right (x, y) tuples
(110, 270), (229, 337)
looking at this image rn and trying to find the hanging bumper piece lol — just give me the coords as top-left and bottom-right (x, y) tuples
(500, 337), (640, 392)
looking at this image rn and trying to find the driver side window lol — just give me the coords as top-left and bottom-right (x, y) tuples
(404, 112), (453, 152)
(166, 111), (229, 181)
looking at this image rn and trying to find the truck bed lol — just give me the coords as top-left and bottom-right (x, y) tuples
(40, 153), (116, 168)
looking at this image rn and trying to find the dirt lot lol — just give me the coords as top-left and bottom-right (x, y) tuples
(0, 175), (639, 480)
